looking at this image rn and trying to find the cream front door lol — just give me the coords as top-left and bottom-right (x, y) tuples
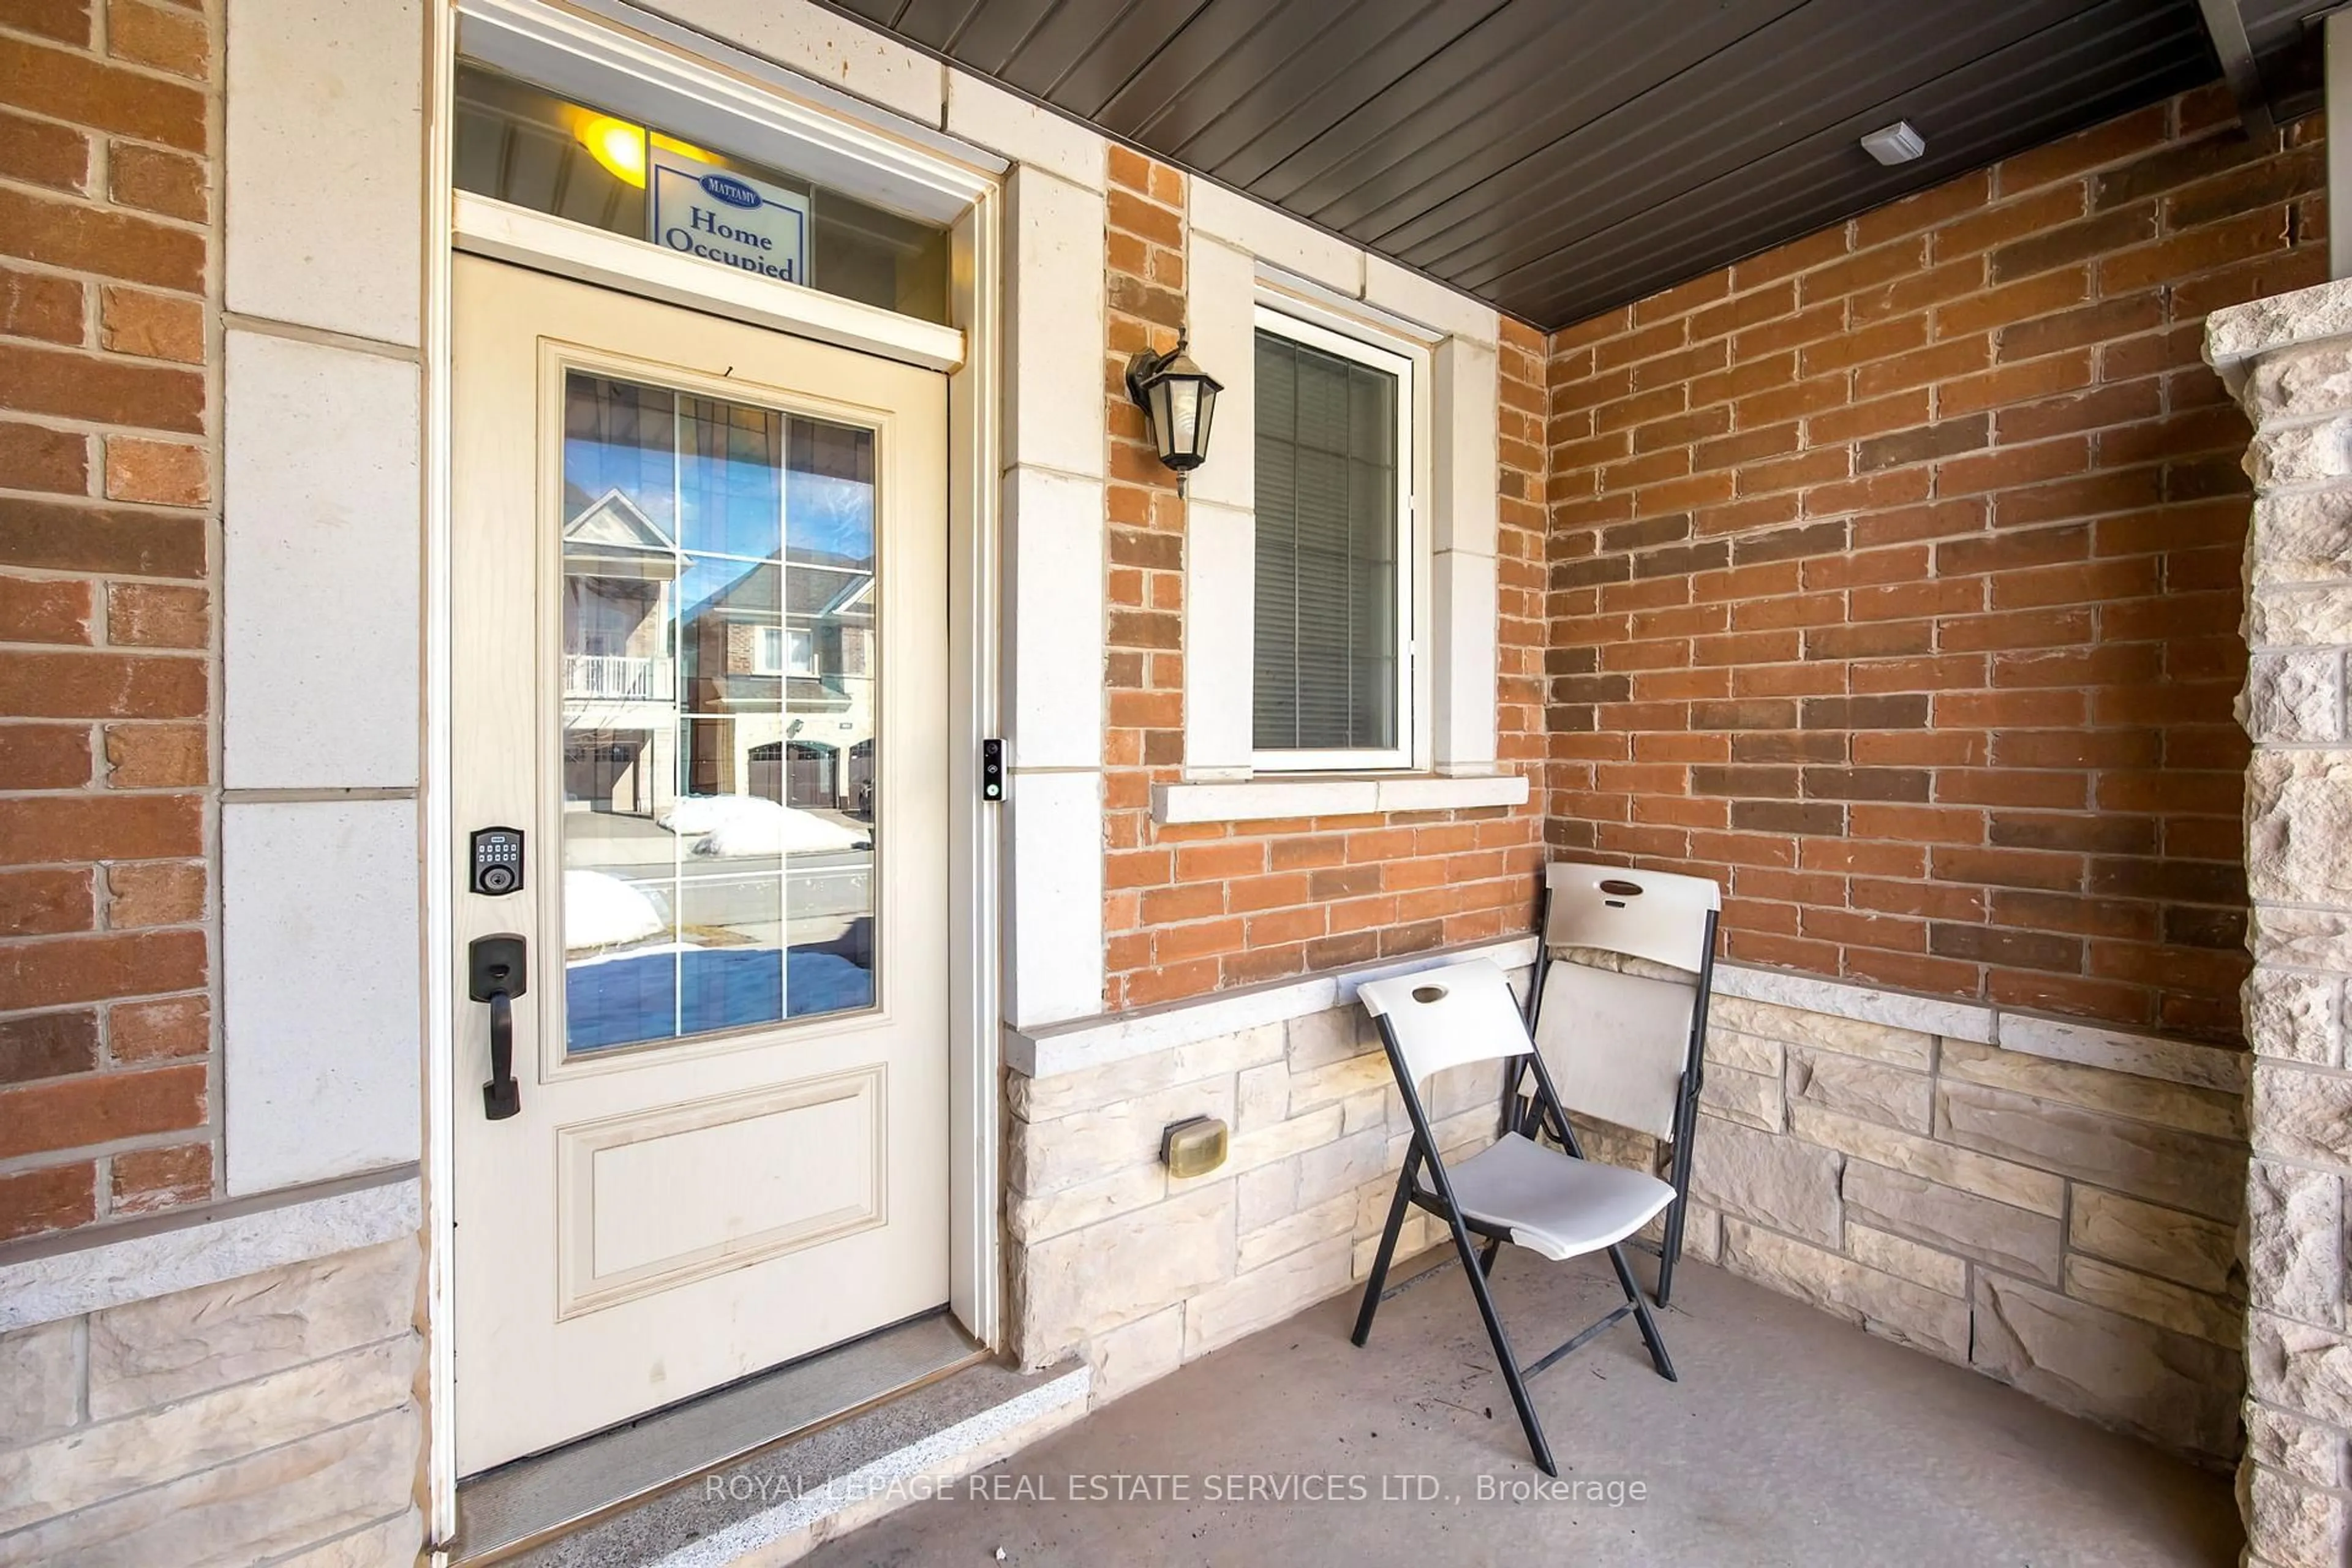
(450, 255), (950, 1474)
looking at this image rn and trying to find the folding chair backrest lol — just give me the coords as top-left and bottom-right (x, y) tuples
(1542, 862), (1720, 971)
(1534, 863), (1722, 1140)
(1534, 965), (1695, 1139)
(1357, 958), (1532, 1088)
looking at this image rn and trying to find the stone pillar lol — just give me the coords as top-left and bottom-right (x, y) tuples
(2211, 279), (2352, 1568)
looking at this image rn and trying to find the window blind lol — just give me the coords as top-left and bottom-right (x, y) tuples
(1253, 329), (1400, 752)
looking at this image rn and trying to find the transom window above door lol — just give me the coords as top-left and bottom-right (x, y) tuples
(453, 61), (951, 323)
(1253, 307), (1417, 772)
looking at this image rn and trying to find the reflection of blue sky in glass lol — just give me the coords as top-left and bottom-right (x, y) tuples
(677, 556), (774, 622)
(563, 377), (676, 535)
(676, 558), (775, 699)
(559, 383), (880, 1057)
(787, 470), (873, 567)
(568, 950), (872, 1051)
(679, 399), (782, 559)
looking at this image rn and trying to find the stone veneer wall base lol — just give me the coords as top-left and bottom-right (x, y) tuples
(1005, 940), (2250, 1468)
(0, 1234), (424, 1563)
(1664, 986), (2244, 1464)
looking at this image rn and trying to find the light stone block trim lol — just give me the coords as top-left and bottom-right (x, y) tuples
(1654, 977), (2247, 1464)
(1182, 233), (1256, 516)
(221, 328), (423, 791)
(943, 71), (1102, 190)
(1191, 179), (1364, 296)
(1005, 769), (1104, 1030)
(1709, 962), (1997, 1042)
(2211, 274), (2352, 1566)
(0, 1174), (420, 1333)
(0, 1236), (422, 1566)
(1992, 1012), (2250, 1094)
(86, 1239), (420, 1419)
(1005, 974), (1524, 1384)
(1006, 933), (1537, 1079)
(1150, 772), (1528, 826)
(651, 0), (947, 127)
(1002, 466), (1107, 771)
(1003, 941), (2250, 1474)
(222, 799), (424, 1194)
(1182, 497), (1257, 775)
(1003, 166), (1107, 482)
(224, 0), (424, 347)
(1712, 962), (2248, 1090)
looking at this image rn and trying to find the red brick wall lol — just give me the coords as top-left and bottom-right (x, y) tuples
(0, 0), (217, 1240)
(1545, 86), (2320, 1044)
(1099, 147), (1548, 1012)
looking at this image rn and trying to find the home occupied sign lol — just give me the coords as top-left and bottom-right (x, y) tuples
(649, 145), (810, 285)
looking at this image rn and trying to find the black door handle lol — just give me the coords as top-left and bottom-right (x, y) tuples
(484, 990), (519, 1120)
(470, 934), (529, 1120)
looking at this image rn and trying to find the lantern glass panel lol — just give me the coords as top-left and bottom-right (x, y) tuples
(1146, 377), (1180, 464)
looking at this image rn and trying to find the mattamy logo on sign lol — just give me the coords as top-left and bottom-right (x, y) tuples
(649, 143), (810, 285)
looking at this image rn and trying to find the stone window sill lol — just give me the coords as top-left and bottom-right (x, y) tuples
(1150, 771), (1528, 825)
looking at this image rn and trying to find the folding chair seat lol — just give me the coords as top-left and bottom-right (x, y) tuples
(1444, 1133), (1675, 1260)
(1350, 957), (1678, 1477)
(1526, 862), (1721, 1305)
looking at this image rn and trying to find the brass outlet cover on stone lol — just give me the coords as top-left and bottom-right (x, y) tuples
(1161, 1116), (1229, 1178)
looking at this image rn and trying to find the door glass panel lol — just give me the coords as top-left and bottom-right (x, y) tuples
(560, 371), (878, 1055)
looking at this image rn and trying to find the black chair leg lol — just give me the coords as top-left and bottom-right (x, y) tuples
(1351, 1156), (1418, 1348)
(1655, 1099), (1699, 1306)
(1445, 1211), (1556, 1477)
(1477, 1237), (1501, 1278)
(1656, 1189), (1686, 1306)
(1606, 1242), (1677, 1382)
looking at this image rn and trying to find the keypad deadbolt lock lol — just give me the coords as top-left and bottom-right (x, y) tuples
(470, 827), (524, 896)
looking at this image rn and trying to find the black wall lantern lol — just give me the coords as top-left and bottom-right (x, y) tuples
(1125, 334), (1222, 474)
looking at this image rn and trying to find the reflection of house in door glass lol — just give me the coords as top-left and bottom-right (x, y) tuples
(562, 483), (676, 818)
(556, 372), (880, 1055)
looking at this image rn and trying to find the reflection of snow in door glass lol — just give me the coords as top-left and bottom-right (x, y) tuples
(557, 372), (878, 1054)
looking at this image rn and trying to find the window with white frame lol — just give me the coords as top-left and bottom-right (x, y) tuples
(1251, 306), (1416, 771)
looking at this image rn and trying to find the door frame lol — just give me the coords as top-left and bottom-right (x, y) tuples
(420, 0), (1007, 1540)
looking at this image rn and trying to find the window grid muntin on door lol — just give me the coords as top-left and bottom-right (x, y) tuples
(557, 369), (881, 1057)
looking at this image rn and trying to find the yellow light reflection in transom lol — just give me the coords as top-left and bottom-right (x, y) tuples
(578, 115), (646, 188)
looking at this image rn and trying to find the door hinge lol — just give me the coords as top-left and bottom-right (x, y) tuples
(981, 738), (1005, 802)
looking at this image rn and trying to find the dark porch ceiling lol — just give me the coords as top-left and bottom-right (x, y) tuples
(821, 0), (2334, 331)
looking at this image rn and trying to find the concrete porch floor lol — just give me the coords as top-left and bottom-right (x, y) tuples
(801, 1248), (2241, 1568)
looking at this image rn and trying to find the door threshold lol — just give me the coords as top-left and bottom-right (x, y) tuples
(457, 1350), (1090, 1567)
(451, 1310), (981, 1564)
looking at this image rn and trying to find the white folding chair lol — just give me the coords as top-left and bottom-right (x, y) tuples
(1351, 957), (1677, 1477)
(1525, 862), (1722, 1305)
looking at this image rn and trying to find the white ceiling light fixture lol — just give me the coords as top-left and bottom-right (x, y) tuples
(1861, 120), (1926, 165)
